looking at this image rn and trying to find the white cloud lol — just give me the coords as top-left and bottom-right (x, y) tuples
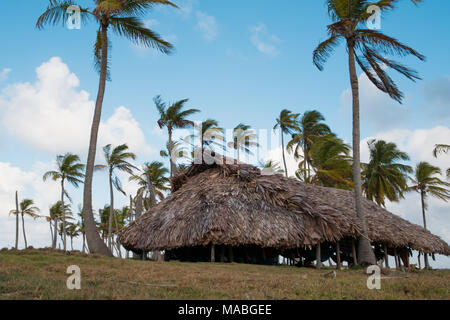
(0, 57), (154, 156)
(195, 11), (218, 41)
(340, 72), (410, 131)
(0, 68), (11, 81)
(250, 23), (281, 57)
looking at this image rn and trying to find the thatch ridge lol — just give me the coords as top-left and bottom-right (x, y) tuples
(119, 159), (450, 256)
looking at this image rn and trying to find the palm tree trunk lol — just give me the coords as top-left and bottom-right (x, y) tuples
(52, 217), (58, 249)
(384, 244), (389, 268)
(82, 23), (113, 257)
(420, 191), (430, 269)
(15, 191), (19, 250)
(303, 140), (308, 181)
(336, 241), (341, 270)
(82, 232), (86, 254)
(71, 236), (73, 251)
(21, 214), (27, 249)
(347, 41), (376, 266)
(108, 172), (114, 252)
(168, 127), (177, 180)
(49, 220), (53, 246)
(61, 179), (66, 252)
(316, 243), (321, 269)
(281, 129), (288, 177)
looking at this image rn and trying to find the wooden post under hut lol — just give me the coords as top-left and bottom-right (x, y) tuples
(336, 241), (341, 270)
(316, 243), (322, 269)
(384, 244), (389, 268)
(210, 243), (215, 263)
(352, 239), (357, 266)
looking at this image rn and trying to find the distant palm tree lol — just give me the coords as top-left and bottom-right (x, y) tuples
(43, 153), (85, 251)
(48, 201), (71, 249)
(191, 119), (224, 161)
(274, 109), (300, 177)
(362, 140), (412, 207)
(130, 162), (170, 210)
(433, 144), (450, 179)
(160, 140), (190, 168)
(409, 162), (450, 268)
(307, 134), (353, 189)
(37, 0), (178, 256)
(288, 110), (331, 181)
(9, 199), (40, 249)
(76, 205), (87, 254)
(228, 124), (259, 163)
(96, 144), (137, 252)
(155, 95), (200, 178)
(313, 0), (424, 265)
(66, 222), (80, 251)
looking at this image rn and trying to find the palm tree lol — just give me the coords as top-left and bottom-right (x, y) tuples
(66, 222), (80, 251)
(228, 124), (259, 162)
(189, 119), (224, 162)
(155, 95), (200, 178)
(129, 161), (170, 210)
(273, 109), (300, 177)
(160, 140), (190, 168)
(433, 144), (450, 179)
(48, 201), (71, 249)
(96, 144), (137, 252)
(287, 110), (331, 181)
(43, 153), (85, 251)
(409, 162), (450, 268)
(37, 0), (178, 256)
(307, 134), (353, 189)
(313, 0), (424, 265)
(9, 199), (40, 249)
(259, 160), (285, 175)
(362, 139), (412, 207)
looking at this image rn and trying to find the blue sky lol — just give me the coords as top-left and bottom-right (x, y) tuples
(0, 0), (449, 267)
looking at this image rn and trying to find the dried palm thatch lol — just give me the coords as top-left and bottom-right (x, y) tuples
(119, 158), (450, 256)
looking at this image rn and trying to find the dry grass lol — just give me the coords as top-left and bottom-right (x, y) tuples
(0, 248), (449, 300)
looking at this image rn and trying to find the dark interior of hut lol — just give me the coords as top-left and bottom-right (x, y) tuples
(162, 238), (416, 268)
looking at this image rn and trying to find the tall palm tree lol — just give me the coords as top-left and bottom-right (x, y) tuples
(155, 95), (200, 178)
(37, 0), (178, 256)
(313, 0), (424, 265)
(433, 144), (450, 179)
(306, 134), (353, 189)
(362, 139), (412, 207)
(409, 162), (450, 268)
(287, 110), (331, 181)
(228, 124), (259, 163)
(48, 201), (71, 249)
(129, 161), (170, 210)
(274, 109), (300, 177)
(43, 153), (85, 251)
(96, 144), (137, 252)
(9, 199), (40, 249)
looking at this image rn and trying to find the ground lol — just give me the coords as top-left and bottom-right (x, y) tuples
(0, 248), (449, 300)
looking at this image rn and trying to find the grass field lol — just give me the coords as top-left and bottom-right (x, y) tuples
(0, 248), (449, 300)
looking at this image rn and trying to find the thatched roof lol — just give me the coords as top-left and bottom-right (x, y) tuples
(119, 159), (450, 256)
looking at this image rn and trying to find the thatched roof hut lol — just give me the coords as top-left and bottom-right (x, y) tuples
(119, 159), (450, 258)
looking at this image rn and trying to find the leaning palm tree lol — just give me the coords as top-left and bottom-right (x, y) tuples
(433, 144), (450, 179)
(287, 110), (331, 181)
(409, 162), (450, 268)
(228, 124), (259, 163)
(37, 0), (178, 256)
(274, 109), (300, 177)
(129, 161), (170, 210)
(43, 153), (85, 251)
(313, 0), (424, 265)
(9, 199), (40, 249)
(362, 139), (412, 207)
(96, 144), (137, 252)
(155, 95), (199, 178)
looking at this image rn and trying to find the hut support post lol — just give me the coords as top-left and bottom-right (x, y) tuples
(336, 241), (341, 270)
(210, 244), (215, 263)
(394, 248), (399, 270)
(418, 252), (421, 270)
(384, 244), (389, 269)
(228, 246), (234, 263)
(316, 243), (322, 269)
(351, 239), (358, 267)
